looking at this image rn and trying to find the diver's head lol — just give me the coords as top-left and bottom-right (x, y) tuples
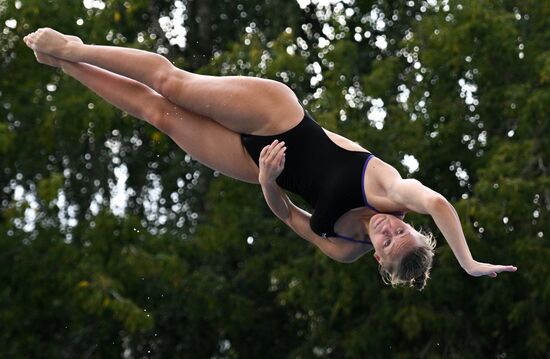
(369, 214), (436, 291)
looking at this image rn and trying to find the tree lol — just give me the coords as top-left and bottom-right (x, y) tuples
(1, 0), (548, 358)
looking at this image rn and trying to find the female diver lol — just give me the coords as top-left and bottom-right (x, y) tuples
(24, 28), (517, 290)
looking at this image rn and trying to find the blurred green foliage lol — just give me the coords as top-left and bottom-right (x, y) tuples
(1, 0), (548, 358)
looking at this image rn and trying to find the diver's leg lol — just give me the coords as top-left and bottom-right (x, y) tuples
(32, 52), (259, 183)
(25, 28), (303, 135)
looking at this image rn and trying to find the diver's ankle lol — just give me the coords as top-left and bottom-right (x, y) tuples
(60, 41), (82, 62)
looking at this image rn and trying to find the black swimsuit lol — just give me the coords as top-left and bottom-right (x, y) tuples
(241, 108), (385, 245)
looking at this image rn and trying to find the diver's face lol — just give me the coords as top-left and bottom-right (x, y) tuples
(369, 214), (420, 266)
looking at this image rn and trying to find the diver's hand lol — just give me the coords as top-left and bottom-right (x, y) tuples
(259, 139), (286, 184)
(465, 260), (517, 277)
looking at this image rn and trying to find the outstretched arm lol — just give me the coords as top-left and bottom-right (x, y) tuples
(389, 178), (517, 277)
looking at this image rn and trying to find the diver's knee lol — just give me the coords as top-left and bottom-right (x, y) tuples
(142, 100), (173, 135)
(151, 56), (178, 93)
(156, 70), (188, 102)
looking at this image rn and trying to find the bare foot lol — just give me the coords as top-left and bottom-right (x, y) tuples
(25, 33), (83, 68)
(24, 32), (83, 48)
(24, 27), (80, 61)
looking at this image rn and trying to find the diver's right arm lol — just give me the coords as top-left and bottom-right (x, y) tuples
(259, 140), (364, 262)
(258, 139), (291, 221)
(260, 178), (361, 262)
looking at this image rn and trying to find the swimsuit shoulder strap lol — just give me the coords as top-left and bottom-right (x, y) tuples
(361, 154), (405, 216)
(361, 154), (382, 212)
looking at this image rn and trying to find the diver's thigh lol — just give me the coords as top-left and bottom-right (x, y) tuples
(161, 72), (304, 135)
(158, 100), (260, 183)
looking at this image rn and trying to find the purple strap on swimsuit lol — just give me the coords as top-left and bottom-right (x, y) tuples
(361, 154), (405, 216)
(361, 154), (380, 212)
(329, 154), (376, 245)
(326, 154), (403, 245)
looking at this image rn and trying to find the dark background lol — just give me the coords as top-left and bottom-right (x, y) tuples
(1, 0), (549, 358)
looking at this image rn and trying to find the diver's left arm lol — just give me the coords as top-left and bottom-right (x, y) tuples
(389, 179), (517, 277)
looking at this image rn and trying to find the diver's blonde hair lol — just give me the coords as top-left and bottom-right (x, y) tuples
(378, 230), (436, 291)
